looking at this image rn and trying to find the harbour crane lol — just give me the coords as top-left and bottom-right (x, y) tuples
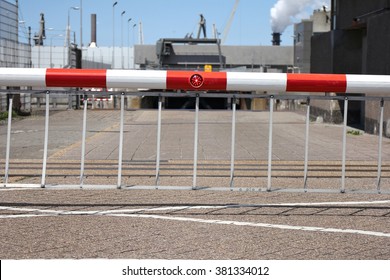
(221, 0), (240, 44)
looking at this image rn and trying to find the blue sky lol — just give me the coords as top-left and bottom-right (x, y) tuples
(16, 0), (330, 47)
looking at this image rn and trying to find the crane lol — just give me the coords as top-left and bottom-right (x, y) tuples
(221, 0), (240, 44)
(197, 14), (207, 38)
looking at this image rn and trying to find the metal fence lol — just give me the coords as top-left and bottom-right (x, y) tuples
(2, 90), (389, 194)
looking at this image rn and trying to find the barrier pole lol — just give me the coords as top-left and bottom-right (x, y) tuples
(229, 96), (237, 190)
(155, 96), (163, 187)
(41, 90), (50, 188)
(192, 94), (200, 190)
(303, 97), (310, 191)
(4, 97), (13, 186)
(79, 96), (88, 188)
(117, 93), (125, 189)
(341, 97), (349, 193)
(376, 99), (384, 193)
(267, 96), (274, 192)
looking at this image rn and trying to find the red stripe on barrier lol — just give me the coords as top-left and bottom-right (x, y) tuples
(286, 74), (347, 93)
(166, 71), (227, 91)
(46, 69), (107, 88)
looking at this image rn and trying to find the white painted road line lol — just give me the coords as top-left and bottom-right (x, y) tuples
(110, 213), (390, 238)
(1, 204), (389, 238)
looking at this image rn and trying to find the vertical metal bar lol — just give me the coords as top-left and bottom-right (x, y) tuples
(117, 93), (125, 189)
(341, 97), (349, 193)
(4, 97), (13, 186)
(155, 95), (163, 187)
(267, 96), (274, 192)
(41, 91), (50, 188)
(376, 99), (384, 194)
(79, 96), (88, 188)
(192, 94), (200, 190)
(303, 97), (310, 191)
(229, 96), (237, 190)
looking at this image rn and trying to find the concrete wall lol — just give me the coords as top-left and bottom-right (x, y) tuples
(294, 20), (313, 73)
(311, 1), (390, 134)
(365, 11), (390, 75)
(335, 0), (390, 29)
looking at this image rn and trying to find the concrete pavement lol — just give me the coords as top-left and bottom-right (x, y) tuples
(1, 109), (390, 259)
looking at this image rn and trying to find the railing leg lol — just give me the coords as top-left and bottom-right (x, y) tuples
(267, 96), (274, 192)
(41, 91), (50, 188)
(376, 99), (384, 194)
(303, 97), (310, 191)
(79, 96), (88, 188)
(117, 93), (125, 189)
(155, 95), (163, 188)
(341, 97), (349, 193)
(4, 97), (13, 187)
(230, 96), (237, 190)
(192, 94), (200, 190)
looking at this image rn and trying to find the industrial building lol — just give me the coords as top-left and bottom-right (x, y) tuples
(310, 0), (390, 136)
(135, 40), (292, 73)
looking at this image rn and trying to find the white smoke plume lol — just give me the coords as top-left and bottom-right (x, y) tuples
(271, 0), (330, 33)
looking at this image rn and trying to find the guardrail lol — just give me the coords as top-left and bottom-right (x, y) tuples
(1, 68), (390, 193)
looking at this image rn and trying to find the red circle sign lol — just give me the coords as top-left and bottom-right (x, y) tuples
(189, 74), (204, 88)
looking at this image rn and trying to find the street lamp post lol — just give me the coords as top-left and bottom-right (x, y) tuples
(132, 23), (137, 46)
(80, 0), (83, 68)
(112, 1), (118, 69)
(67, 6), (79, 67)
(121, 11), (126, 69)
(127, 18), (132, 68)
(80, 0), (83, 48)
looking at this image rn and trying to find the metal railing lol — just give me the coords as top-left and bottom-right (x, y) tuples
(2, 90), (389, 193)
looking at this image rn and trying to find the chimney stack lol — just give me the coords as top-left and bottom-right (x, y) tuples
(272, 32), (281, 46)
(89, 14), (97, 48)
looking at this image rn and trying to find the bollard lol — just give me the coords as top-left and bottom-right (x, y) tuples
(41, 91), (50, 188)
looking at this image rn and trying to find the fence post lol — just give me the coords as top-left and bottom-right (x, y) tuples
(230, 96), (237, 190)
(303, 97), (310, 191)
(79, 95), (88, 188)
(192, 94), (200, 190)
(4, 97), (13, 186)
(155, 95), (163, 187)
(117, 93), (125, 189)
(341, 97), (349, 193)
(267, 96), (274, 192)
(41, 90), (50, 188)
(376, 98), (384, 193)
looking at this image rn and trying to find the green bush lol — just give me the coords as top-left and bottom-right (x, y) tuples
(0, 110), (17, 121)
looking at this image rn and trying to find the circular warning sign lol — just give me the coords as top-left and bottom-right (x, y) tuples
(189, 74), (204, 88)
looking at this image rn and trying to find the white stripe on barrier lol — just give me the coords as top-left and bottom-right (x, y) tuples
(227, 72), (287, 92)
(106, 70), (167, 89)
(0, 68), (46, 87)
(346, 74), (390, 94)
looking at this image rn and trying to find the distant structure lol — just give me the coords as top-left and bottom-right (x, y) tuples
(271, 32), (281, 46)
(89, 14), (97, 48)
(293, 8), (331, 73)
(0, 0), (31, 68)
(197, 14), (207, 38)
(33, 13), (46, 46)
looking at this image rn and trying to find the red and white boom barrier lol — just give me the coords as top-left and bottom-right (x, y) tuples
(1, 68), (390, 94)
